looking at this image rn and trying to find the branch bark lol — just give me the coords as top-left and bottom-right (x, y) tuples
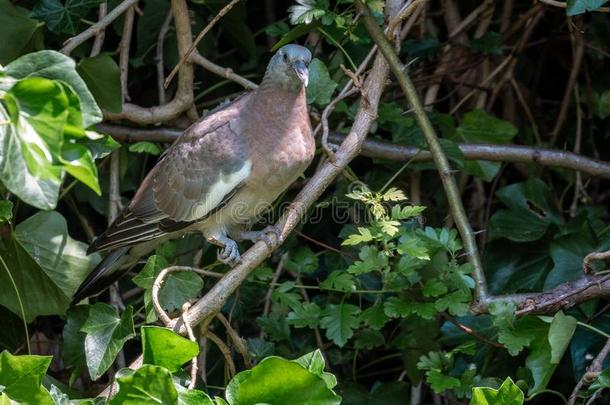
(96, 124), (610, 179)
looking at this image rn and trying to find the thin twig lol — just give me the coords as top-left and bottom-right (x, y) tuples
(165, 0), (241, 88)
(90, 2), (108, 56)
(550, 22), (584, 144)
(584, 249), (610, 274)
(156, 11), (173, 105)
(181, 302), (198, 389)
(207, 331), (236, 379)
(190, 52), (257, 90)
(320, 88), (358, 161)
(216, 313), (251, 368)
(570, 84), (583, 217)
(61, 0), (139, 54)
(358, 0), (488, 300)
(568, 339), (610, 405)
(260, 253), (287, 338)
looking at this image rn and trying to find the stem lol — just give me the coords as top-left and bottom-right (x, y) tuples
(357, 0), (488, 300)
(0, 254), (30, 354)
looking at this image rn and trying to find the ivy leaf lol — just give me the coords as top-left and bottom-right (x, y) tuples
(225, 355), (341, 404)
(109, 365), (178, 405)
(141, 326), (199, 373)
(287, 302), (322, 328)
(128, 142), (162, 156)
(547, 311), (577, 364)
(566, 0), (609, 15)
(62, 306), (89, 380)
(81, 303), (135, 380)
(470, 377), (524, 405)
(77, 55), (122, 113)
(0, 0), (39, 65)
(294, 349), (337, 390)
(320, 303), (361, 347)
(31, 0), (103, 35)
(0, 351), (54, 404)
(306, 58), (337, 107)
(0, 200), (13, 223)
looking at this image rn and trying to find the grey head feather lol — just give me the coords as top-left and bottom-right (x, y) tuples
(262, 44), (312, 90)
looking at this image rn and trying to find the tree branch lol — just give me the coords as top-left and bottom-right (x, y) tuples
(61, 0), (140, 54)
(357, 0), (488, 300)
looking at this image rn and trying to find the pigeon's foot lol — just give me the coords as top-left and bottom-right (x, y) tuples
(235, 225), (282, 250)
(217, 238), (240, 266)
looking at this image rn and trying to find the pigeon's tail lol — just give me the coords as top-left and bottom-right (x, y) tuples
(71, 247), (130, 305)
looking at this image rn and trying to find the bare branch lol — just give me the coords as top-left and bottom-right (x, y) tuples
(90, 2), (108, 57)
(568, 339), (610, 405)
(156, 11), (173, 105)
(61, 0), (139, 54)
(190, 51), (257, 90)
(165, 0), (241, 88)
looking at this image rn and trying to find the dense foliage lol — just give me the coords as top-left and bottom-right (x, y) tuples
(1, 0), (610, 404)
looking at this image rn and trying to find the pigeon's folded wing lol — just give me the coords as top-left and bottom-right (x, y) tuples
(88, 110), (251, 254)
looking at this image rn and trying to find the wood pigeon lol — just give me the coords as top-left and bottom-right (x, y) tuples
(73, 44), (314, 302)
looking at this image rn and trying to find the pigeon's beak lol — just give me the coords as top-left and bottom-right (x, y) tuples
(292, 60), (309, 87)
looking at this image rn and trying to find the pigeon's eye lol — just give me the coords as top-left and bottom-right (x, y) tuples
(283, 53), (289, 62)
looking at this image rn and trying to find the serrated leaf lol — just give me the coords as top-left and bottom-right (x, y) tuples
(287, 302), (321, 328)
(320, 271), (355, 292)
(128, 141), (162, 156)
(320, 303), (361, 347)
(360, 303), (390, 330)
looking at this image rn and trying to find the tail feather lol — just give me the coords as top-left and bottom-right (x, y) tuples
(72, 247), (130, 304)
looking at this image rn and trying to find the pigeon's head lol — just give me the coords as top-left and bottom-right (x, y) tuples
(264, 44), (312, 90)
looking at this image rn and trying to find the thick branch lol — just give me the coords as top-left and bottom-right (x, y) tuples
(103, 0), (194, 124)
(471, 274), (610, 315)
(358, 0), (488, 299)
(96, 124), (610, 179)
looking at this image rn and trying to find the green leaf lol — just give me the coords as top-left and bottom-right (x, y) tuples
(306, 58), (337, 107)
(427, 370), (461, 393)
(62, 306), (89, 379)
(521, 317), (555, 395)
(354, 329), (385, 350)
(30, 0), (103, 35)
(0, 0), (39, 65)
(360, 303), (390, 330)
(489, 302), (533, 356)
(4, 50), (103, 127)
(0, 211), (99, 320)
(287, 302), (322, 328)
(489, 179), (560, 242)
(566, 0), (609, 15)
(225, 356), (341, 405)
(0, 200), (12, 223)
(141, 326), (199, 373)
(284, 246), (319, 274)
(81, 304), (135, 380)
(423, 279), (448, 298)
(288, 0), (329, 25)
(61, 143), (100, 195)
(342, 227), (374, 246)
(133, 255), (203, 321)
(49, 384), (95, 405)
(457, 109), (517, 144)
(109, 365), (178, 405)
(293, 350), (337, 390)
(470, 377), (524, 405)
(347, 246), (388, 275)
(176, 384), (214, 405)
(592, 90), (610, 119)
(76, 54), (122, 113)
(320, 303), (361, 347)
(384, 297), (411, 318)
(0, 351), (54, 405)
(320, 271), (355, 292)
(128, 142), (162, 156)
(547, 311), (577, 364)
